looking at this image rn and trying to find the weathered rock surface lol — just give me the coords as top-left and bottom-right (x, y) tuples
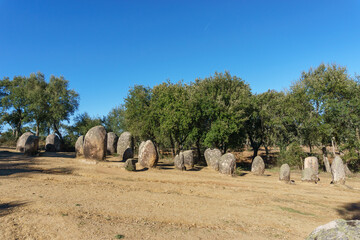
(218, 153), (236, 175)
(304, 156), (319, 176)
(182, 150), (194, 170)
(117, 132), (134, 161)
(301, 168), (318, 182)
(83, 126), (107, 161)
(306, 219), (360, 240)
(45, 134), (61, 152)
(279, 164), (290, 182)
(16, 132), (34, 152)
(331, 156), (346, 184)
(24, 135), (39, 156)
(138, 140), (158, 168)
(251, 156), (265, 175)
(124, 158), (137, 171)
(174, 153), (185, 170)
(138, 141), (146, 159)
(106, 132), (118, 155)
(204, 148), (222, 171)
(75, 135), (84, 158)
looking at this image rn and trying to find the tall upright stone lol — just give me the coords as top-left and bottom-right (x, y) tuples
(107, 132), (118, 155)
(138, 141), (146, 159)
(304, 156), (319, 176)
(251, 156), (265, 175)
(24, 135), (39, 156)
(204, 148), (222, 171)
(174, 153), (185, 170)
(83, 126), (107, 161)
(75, 135), (84, 158)
(45, 134), (61, 152)
(218, 153), (236, 175)
(301, 168), (318, 182)
(138, 140), (158, 168)
(182, 150), (194, 170)
(117, 132), (134, 161)
(279, 164), (290, 182)
(331, 156), (346, 184)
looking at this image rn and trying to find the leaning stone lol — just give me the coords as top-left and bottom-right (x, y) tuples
(83, 125), (107, 161)
(117, 132), (134, 161)
(138, 140), (158, 168)
(331, 156), (346, 184)
(45, 134), (61, 152)
(306, 219), (360, 240)
(16, 132), (34, 152)
(107, 132), (118, 155)
(174, 154), (185, 170)
(182, 150), (194, 170)
(218, 153), (236, 175)
(304, 156), (319, 176)
(301, 168), (318, 182)
(204, 148), (222, 171)
(124, 158), (137, 171)
(75, 135), (84, 158)
(251, 156), (265, 175)
(279, 164), (290, 182)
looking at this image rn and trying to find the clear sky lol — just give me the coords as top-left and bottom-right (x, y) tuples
(1, 0), (360, 119)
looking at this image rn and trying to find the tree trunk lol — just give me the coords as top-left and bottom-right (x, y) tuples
(36, 121), (40, 136)
(169, 135), (175, 157)
(331, 137), (336, 156)
(196, 139), (201, 165)
(265, 145), (269, 161)
(53, 122), (64, 144)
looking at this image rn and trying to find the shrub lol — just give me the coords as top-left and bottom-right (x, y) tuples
(278, 142), (306, 169)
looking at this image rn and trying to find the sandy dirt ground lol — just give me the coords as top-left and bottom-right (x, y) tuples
(0, 147), (359, 240)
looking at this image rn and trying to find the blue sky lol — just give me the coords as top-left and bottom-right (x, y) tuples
(1, 0), (360, 119)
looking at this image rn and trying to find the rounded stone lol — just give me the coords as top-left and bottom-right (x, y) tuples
(117, 132), (134, 161)
(45, 134), (61, 152)
(251, 156), (265, 175)
(106, 132), (118, 155)
(182, 150), (194, 170)
(279, 164), (290, 182)
(218, 153), (236, 175)
(301, 168), (318, 182)
(174, 153), (185, 170)
(204, 148), (222, 171)
(24, 135), (39, 156)
(16, 132), (34, 152)
(83, 126), (107, 161)
(306, 219), (360, 240)
(138, 140), (158, 168)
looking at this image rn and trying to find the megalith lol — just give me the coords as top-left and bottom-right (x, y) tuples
(182, 150), (194, 170)
(218, 153), (236, 175)
(83, 125), (107, 161)
(138, 140), (158, 168)
(107, 132), (118, 155)
(174, 153), (185, 170)
(75, 135), (84, 158)
(251, 156), (265, 175)
(279, 164), (290, 182)
(45, 134), (61, 152)
(117, 132), (134, 161)
(304, 156), (319, 176)
(331, 156), (346, 184)
(204, 148), (222, 171)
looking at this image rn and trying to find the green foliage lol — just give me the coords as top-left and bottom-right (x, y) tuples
(104, 105), (126, 135)
(278, 142), (306, 169)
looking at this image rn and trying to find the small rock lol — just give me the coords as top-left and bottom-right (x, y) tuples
(124, 158), (137, 171)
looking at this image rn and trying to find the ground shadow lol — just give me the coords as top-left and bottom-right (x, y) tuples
(0, 166), (74, 177)
(0, 201), (28, 217)
(39, 151), (76, 159)
(337, 202), (360, 220)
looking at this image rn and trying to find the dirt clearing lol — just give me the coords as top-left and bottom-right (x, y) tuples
(0, 147), (359, 240)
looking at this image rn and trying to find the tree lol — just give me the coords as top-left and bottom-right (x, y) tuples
(46, 75), (79, 143)
(104, 105), (126, 135)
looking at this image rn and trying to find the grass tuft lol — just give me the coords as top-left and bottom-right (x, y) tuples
(279, 206), (315, 216)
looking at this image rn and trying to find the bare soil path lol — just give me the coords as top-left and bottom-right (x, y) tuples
(0, 147), (359, 240)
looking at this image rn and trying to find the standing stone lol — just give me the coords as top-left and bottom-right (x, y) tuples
(306, 219), (360, 240)
(138, 140), (158, 168)
(124, 158), (137, 171)
(45, 134), (61, 152)
(83, 126), (107, 161)
(107, 132), (118, 155)
(301, 168), (318, 182)
(182, 150), (194, 170)
(304, 156), (319, 176)
(174, 153), (185, 170)
(251, 156), (265, 175)
(75, 135), (84, 158)
(16, 132), (34, 152)
(218, 153), (236, 175)
(117, 132), (134, 161)
(331, 156), (346, 184)
(279, 164), (290, 182)
(24, 135), (39, 156)
(138, 141), (146, 159)
(204, 148), (222, 171)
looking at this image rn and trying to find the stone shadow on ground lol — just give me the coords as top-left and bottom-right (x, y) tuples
(337, 202), (360, 220)
(0, 201), (28, 217)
